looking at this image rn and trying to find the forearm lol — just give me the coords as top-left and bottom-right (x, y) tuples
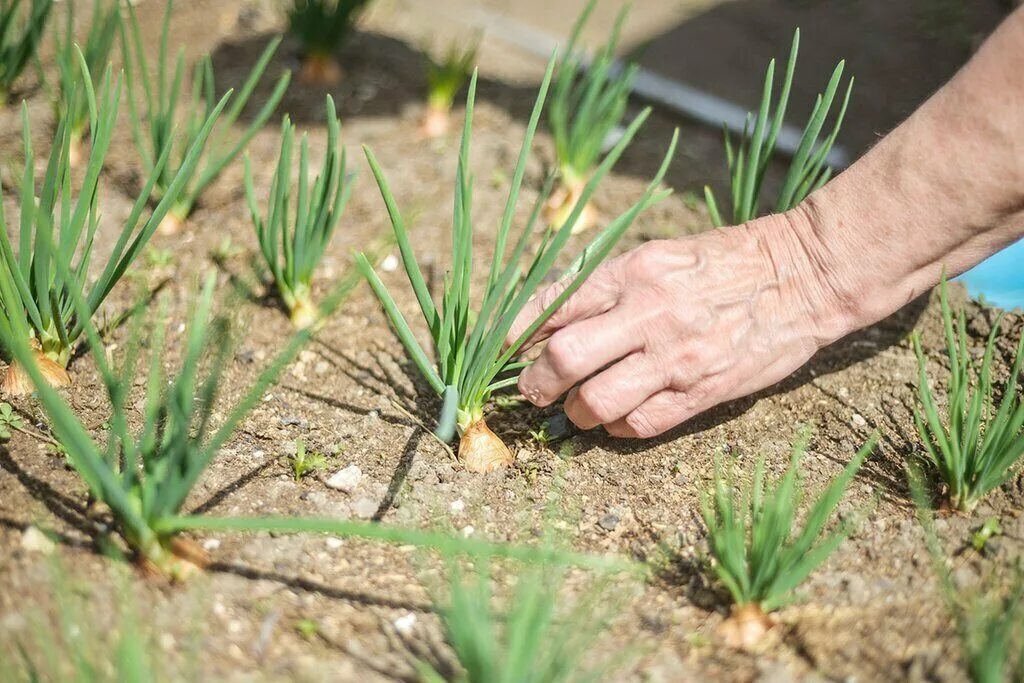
(790, 8), (1024, 339)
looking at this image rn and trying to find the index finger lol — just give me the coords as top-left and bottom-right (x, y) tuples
(504, 262), (623, 353)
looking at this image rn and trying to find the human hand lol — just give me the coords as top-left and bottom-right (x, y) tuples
(507, 209), (859, 438)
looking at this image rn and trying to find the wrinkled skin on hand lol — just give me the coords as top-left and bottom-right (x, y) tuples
(509, 7), (1024, 438)
(508, 210), (852, 438)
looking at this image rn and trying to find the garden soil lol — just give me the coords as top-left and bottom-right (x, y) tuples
(0, 1), (1019, 681)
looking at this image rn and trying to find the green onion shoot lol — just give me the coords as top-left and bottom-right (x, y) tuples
(0, 52), (227, 396)
(288, 0), (371, 86)
(912, 277), (1024, 513)
(245, 95), (353, 329)
(546, 0), (637, 234)
(421, 36), (478, 139)
(701, 430), (875, 647)
(121, 0), (291, 234)
(52, 0), (120, 166)
(355, 61), (676, 472)
(703, 29), (853, 227)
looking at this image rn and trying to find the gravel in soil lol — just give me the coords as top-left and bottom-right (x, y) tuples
(1, 1), (1021, 681)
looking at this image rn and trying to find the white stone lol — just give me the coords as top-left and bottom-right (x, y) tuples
(353, 498), (377, 519)
(852, 413), (867, 427)
(326, 465), (363, 493)
(393, 613), (417, 635)
(202, 538), (221, 551)
(325, 537), (344, 550)
(450, 499), (465, 514)
(381, 254), (399, 272)
(461, 525), (474, 538)
(20, 526), (55, 555)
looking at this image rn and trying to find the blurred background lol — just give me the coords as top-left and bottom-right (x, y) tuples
(451, 0), (1013, 158)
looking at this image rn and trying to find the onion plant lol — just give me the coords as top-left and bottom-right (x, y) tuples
(355, 63), (676, 473)
(122, 0), (291, 234)
(703, 29), (853, 227)
(421, 37), (478, 139)
(245, 95), (352, 329)
(0, 54), (227, 397)
(0, 0), (53, 102)
(701, 431), (876, 648)
(287, 0), (371, 85)
(912, 278), (1024, 513)
(53, 0), (120, 166)
(909, 471), (1024, 683)
(2, 263), (623, 579)
(546, 0), (636, 234)
(418, 556), (632, 682)
(0, 273), (356, 578)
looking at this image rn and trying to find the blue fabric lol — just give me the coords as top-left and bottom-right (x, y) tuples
(958, 238), (1024, 311)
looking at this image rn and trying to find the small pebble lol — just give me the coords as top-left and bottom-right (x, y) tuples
(393, 613), (417, 634)
(353, 498), (377, 519)
(598, 513), (620, 532)
(436, 462), (456, 483)
(381, 254), (399, 272)
(20, 526), (55, 555)
(461, 525), (475, 537)
(325, 537), (344, 550)
(407, 460), (431, 482)
(202, 538), (221, 551)
(450, 499), (465, 514)
(326, 465), (363, 493)
(851, 413), (867, 427)
(159, 633), (176, 652)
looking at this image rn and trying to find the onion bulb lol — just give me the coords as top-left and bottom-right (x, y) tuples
(300, 53), (343, 86)
(718, 604), (776, 649)
(544, 176), (598, 234)
(2, 340), (71, 396)
(459, 419), (514, 473)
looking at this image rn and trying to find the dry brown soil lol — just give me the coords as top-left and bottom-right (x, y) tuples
(1, 1), (1021, 681)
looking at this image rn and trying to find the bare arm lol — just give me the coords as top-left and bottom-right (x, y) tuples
(508, 9), (1024, 438)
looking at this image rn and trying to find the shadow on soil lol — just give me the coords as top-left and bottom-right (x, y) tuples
(0, 447), (97, 541)
(207, 560), (432, 613)
(0, 444), (434, 611)
(630, 0), (1010, 159)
